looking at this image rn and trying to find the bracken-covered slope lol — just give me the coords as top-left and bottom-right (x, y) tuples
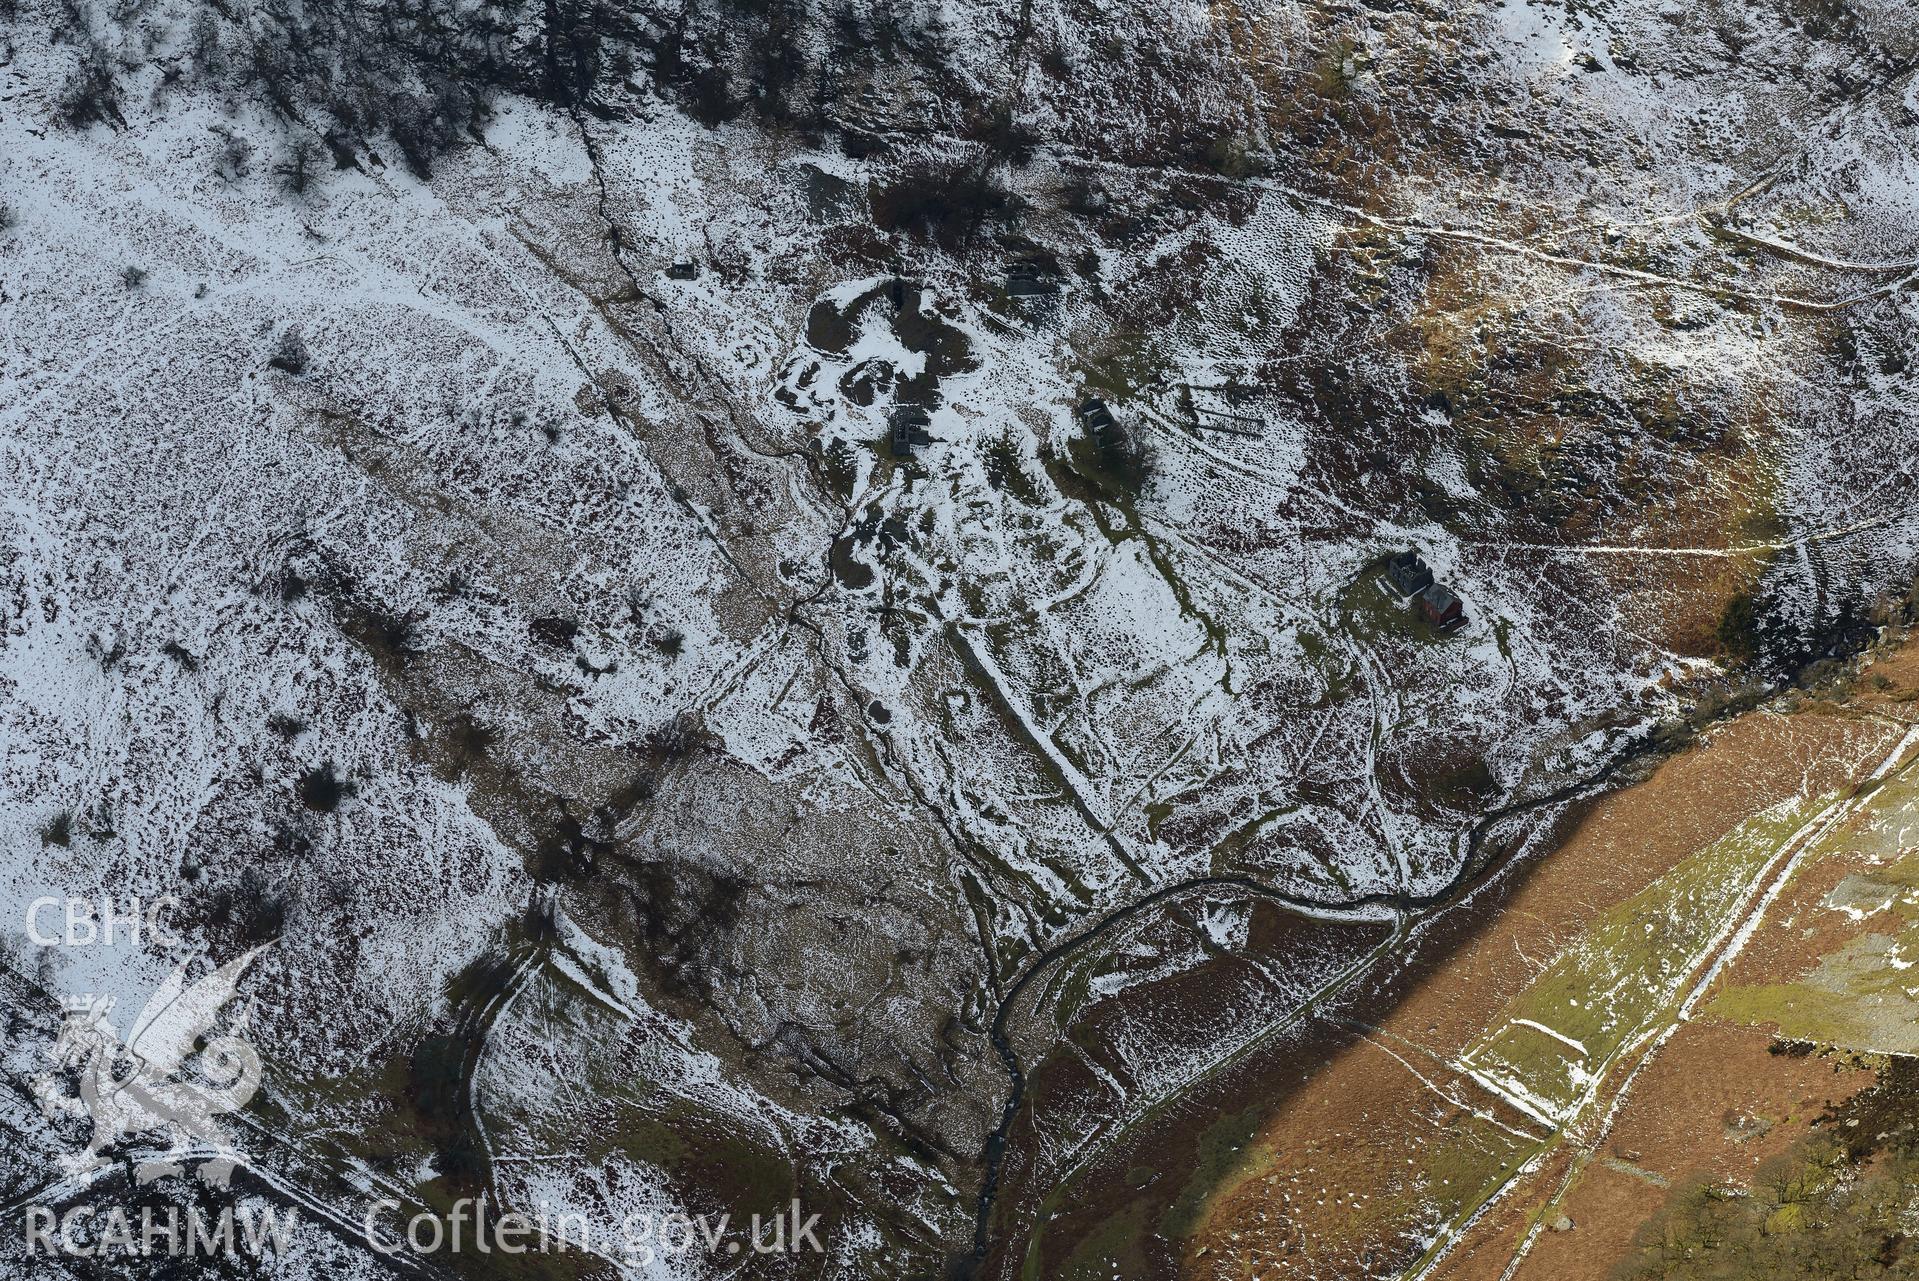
(1, 0), (1916, 1275)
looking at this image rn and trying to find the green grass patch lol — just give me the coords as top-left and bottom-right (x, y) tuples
(1466, 797), (1828, 1117)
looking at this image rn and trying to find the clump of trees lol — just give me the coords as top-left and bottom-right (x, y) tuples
(869, 153), (1018, 248)
(1621, 1057), (1919, 1280)
(1622, 1126), (1918, 1278)
(1716, 559), (1878, 678)
(55, 51), (123, 127)
(34, 0), (961, 181)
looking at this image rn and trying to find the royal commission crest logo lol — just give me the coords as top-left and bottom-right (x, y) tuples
(32, 946), (269, 1188)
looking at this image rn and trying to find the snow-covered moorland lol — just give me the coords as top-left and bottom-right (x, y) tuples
(2, 0), (1917, 1273)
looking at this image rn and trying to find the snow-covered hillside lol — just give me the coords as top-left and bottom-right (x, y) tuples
(2, 0), (1916, 1274)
